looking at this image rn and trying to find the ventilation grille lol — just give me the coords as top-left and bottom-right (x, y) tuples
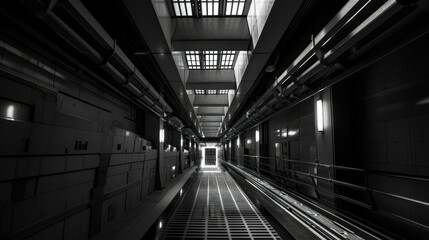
(163, 170), (280, 239)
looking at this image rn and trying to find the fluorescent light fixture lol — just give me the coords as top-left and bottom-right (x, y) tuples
(207, 89), (216, 94)
(160, 129), (165, 143)
(255, 129), (259, 143)
(180, 136), (183, 147)
(6, 105), (14, 120)
(317, 100), (324, 132)
(237, 136), (240, 147)
(288, 130), (298, 136)
(159, 221), (163, 229)
(219, 89), (229, 94)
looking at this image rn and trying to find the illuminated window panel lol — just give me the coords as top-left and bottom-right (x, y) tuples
(203, 51), (218, 69)
(220, 51), (236, 69)
(185, 51), (201, 69)
(207, 89), (217, 94)
(195, 89), (205, 94)
(226, 0), (246, 16)
(201, 0), (219, 16)
(218, 89), (229, 94)
(173, 0), (193, 16)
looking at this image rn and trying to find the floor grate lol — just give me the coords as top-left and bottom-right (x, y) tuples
(163, 169), (280, 239)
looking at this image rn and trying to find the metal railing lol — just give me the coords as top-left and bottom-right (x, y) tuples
(237, 154), (429, 232)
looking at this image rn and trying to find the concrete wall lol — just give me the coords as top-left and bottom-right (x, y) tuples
(0, 33), (160, 239)
(332, 34), (429, 239)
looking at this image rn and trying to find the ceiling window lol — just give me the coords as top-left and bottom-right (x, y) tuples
(173, 0), (193, 16)
(201, 0), (220, 16)
(207, 90), (217, 94)
(186, 51), (237, 70)
(220, 51), (236, 69)
(185, 51), (201, 69)
(203, 51), (218, 69)
(195, 89), (205, 94)
(226, 0), (246, 15)
(218, 89), (229, 94)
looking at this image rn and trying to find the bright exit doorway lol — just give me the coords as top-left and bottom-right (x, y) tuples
(201, 143), (219, 168)
(205, 148), (216, 166)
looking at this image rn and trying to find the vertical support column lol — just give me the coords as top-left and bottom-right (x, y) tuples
(172, 130), (182, 174)
(89, 154), (110, 237)
(314, 87), (335, 203)
(144, 113), (165, 190)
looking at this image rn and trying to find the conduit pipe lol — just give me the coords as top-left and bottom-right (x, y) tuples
(222, 0), (416, 140)
(32, 0), (172, 115)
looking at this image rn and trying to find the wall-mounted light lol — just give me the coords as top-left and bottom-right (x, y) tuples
(6, 105), (14, 120)
(160, 129), (165, 143)
(317, 100), (324, 132)
(246, 139), (252, 144)
(180, 136), (183, 148)
(288, 130), (298, 136)
(237, 136), (240, 147)
(255, 129), (260, 143)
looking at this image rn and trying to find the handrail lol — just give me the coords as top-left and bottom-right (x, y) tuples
(240, 154), (429, 210)
(243, 154), (429, 182)
(225, 159), (429, 233)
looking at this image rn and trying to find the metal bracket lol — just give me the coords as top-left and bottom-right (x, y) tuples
(311, 34), (329, 67)
(37, 0), (58, 18)
(138, 87), (149, 98)
(99, 39), (117, 66)
(123, 66), (136, 85)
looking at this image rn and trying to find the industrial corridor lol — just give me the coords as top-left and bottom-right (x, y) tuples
(1, 0), (429, 239)
(163, 168), (280, 239)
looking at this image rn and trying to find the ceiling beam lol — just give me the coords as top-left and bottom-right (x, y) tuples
(172, 17), (251, 51)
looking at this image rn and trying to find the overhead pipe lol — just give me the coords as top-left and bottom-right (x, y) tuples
(33, 0), (172, 115)
(225, 0), (416, 136)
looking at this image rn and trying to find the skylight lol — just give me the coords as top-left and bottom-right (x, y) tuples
(195, 89), (205, 94)
(220, 51), (236, 69)
(201, 0), (220, 16)
(226, 0), (246, 15)
(203, 51), (218, 69)
(218, 89), (229, 94)
(172, 0), (247, 17)
(173, 0), (193, 16)
(185, 51), (201, 69)
(207, 90), (217, 94)
(185, 51), (236, 70)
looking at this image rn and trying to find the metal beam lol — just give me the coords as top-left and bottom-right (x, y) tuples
(172, 17), (251, 51)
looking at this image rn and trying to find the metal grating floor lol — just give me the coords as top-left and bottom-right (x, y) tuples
(163, 168), (281, 239)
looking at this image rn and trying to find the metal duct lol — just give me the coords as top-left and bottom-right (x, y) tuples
(224, 0), (416, 137)
(30, 0), (172, 115)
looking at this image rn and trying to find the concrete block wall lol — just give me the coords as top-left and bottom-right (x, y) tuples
(0, 35), (160, 240)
